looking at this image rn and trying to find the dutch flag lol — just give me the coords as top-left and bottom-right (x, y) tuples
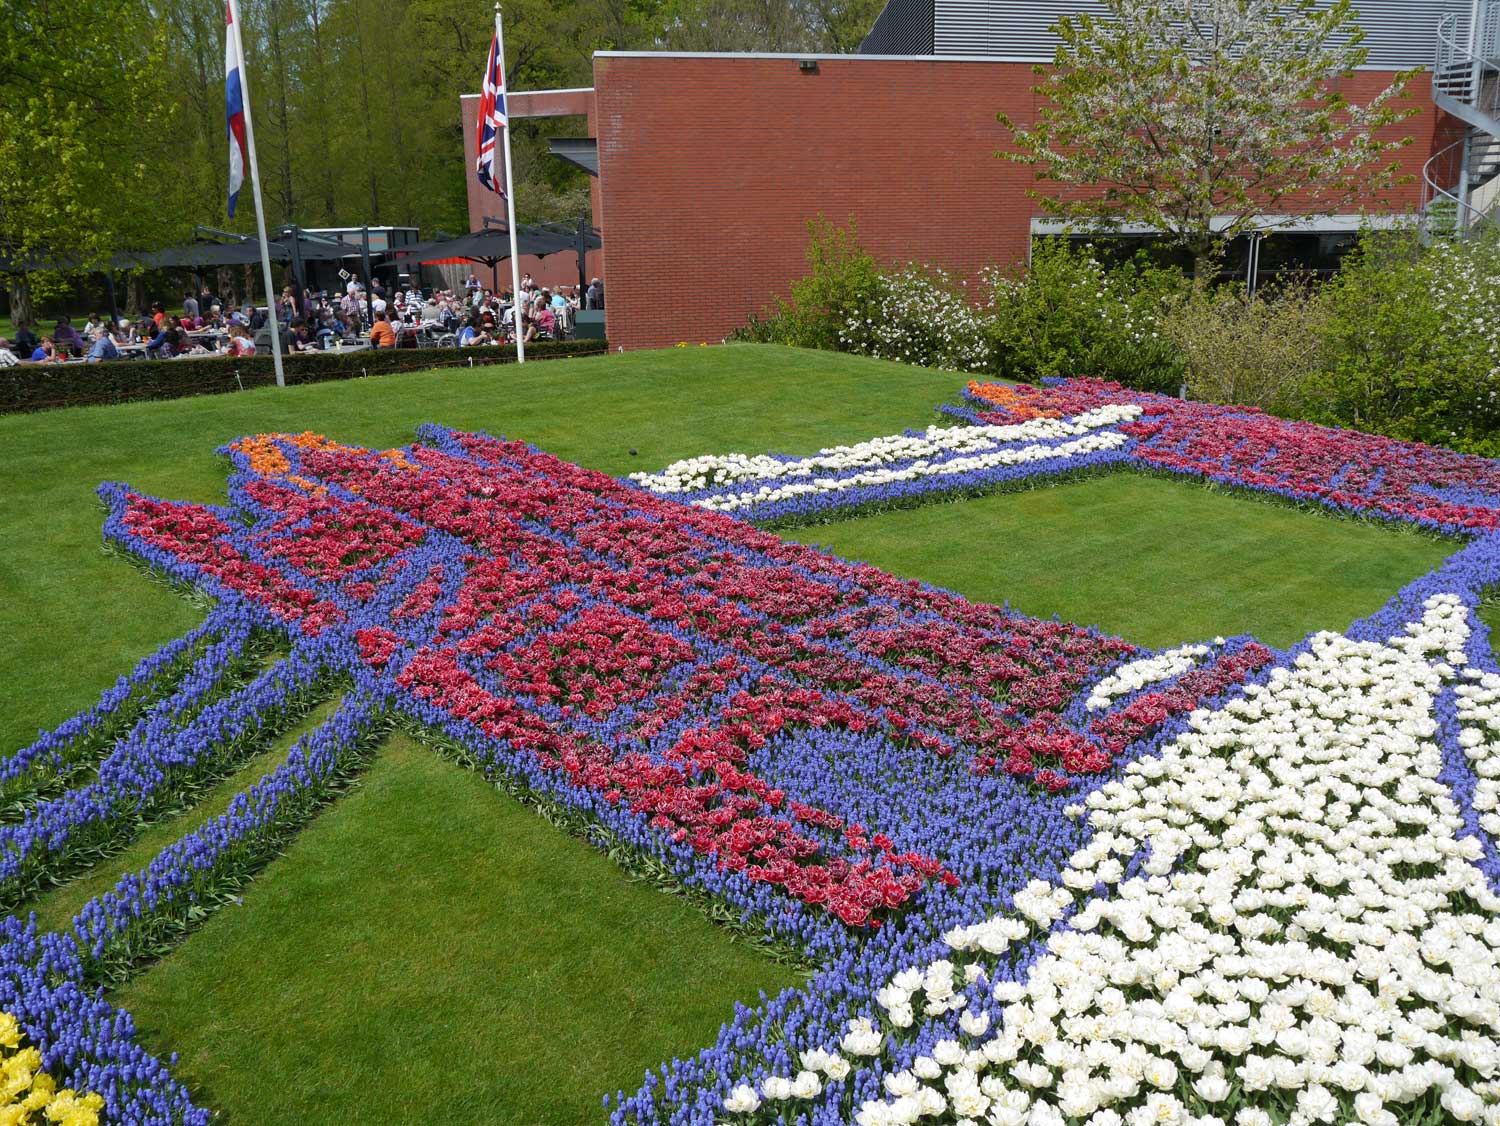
(225, 0), (249, 217)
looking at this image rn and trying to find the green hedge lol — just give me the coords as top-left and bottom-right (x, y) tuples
(0, 339), (610, 413)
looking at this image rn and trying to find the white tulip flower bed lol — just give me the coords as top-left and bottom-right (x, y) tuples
(1083, 643), (1219, 712)
(628, 406), (1141, 518)
(730, 594), (1500, 1126)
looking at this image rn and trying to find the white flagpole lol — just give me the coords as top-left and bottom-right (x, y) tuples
(496, 2), (525, 363)
(230, 0), (285, 387)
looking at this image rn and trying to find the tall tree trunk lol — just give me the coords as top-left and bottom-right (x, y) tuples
(306, 0), (337, 221)
(4, 274), (33, 330)
(351, 5), (381, 221)
(266, 6), (297, 220)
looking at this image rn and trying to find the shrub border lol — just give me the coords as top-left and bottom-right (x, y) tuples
(0, 339), (609, 414)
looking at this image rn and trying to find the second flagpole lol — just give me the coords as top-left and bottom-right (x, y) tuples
(496, 1), (525, 363)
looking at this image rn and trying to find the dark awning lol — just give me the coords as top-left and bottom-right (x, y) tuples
(274, 235), (363, 261)
(115, 241), (291, 269)
(389, 227), (576, 265)
(548, 138), (599, 177)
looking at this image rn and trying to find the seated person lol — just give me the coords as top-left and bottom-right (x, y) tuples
(457, 315), (492, 347)
(369, 312), (397, 349)
(29, 340), (61, 362)
(82, 313), (108, 340)
(86, 333), (119, 363)
(533, 302), (556, 339)
(144, 324), (174, 358)
(315, 308), (343, 345)
(53, 317), (86, 356)
(11, 323), (40, 357)
(289, 318), (317, 353)
(225, 323), (257, 357)
(0, 338), (18, 366)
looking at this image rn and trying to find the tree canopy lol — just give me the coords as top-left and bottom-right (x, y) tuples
(999, 0), (1420, 267)
(1, 0), (881, 289)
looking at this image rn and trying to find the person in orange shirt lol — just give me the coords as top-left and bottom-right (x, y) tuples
(369, 311), (396, 349)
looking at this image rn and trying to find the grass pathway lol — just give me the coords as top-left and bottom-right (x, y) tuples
(113, 732), (802, 1125)
(788, 474), (1455, 650)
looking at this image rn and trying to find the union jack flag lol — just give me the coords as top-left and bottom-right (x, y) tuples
(475, 30), (507, 196)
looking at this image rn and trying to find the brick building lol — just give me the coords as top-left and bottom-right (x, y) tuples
(465, 2), (1480, 351)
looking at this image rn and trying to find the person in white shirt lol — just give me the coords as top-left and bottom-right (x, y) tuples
(0, 338), (18, 367)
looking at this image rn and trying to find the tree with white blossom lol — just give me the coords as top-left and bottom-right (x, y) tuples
(998, 0), (1419, 274)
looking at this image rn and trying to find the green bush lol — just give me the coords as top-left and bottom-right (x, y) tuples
(1162, 282), (1331, 416)
(731, 216), (883, 351)
(1305, 228), (1500, 455)
(983, 239), (1188, 393)
(0, 339), (609, 414)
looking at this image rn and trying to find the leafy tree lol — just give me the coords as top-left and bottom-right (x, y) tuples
(999, 0), (1418, 274)
(0, 0), (185, 326)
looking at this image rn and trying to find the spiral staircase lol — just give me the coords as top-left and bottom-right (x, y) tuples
(1423, 6), (1500, 239)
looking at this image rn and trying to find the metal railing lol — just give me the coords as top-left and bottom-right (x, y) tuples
(1435, 13), (1500, 120)
(1425, 13), (1500, 238)
(1422, 137), (1494, 239)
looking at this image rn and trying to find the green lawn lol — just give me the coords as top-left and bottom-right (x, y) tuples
(0, 345), (959, 754)
(789, 476), (1454, 650)
(0, 343), (1468, 1122)
(115, 734), (800, 1125)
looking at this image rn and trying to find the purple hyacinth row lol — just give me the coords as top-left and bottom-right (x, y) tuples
(0, 623), (341, 907)
(0, 917), (203, 1123)
(67, 686), (389, 982)
(0, 689), (387, 1125)
(0, 613), (231, 803)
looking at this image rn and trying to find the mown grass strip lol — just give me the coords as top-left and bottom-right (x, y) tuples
(29, 697), (347, 936)
(113, 732), (804, 1126)
(787, 473), (1455, 650)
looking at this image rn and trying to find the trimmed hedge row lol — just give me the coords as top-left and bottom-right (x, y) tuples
(0, 339), (610, 413)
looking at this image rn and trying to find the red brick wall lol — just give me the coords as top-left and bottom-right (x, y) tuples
(459, 95), (605, 293)
(592, 55), (1446, 352)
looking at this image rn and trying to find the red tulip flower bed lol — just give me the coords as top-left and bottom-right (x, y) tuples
(103, 425), (1260, 931)
(963, 378), (1500, 534)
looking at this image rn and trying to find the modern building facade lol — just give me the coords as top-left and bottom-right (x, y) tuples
(466, 1), (1494, 351)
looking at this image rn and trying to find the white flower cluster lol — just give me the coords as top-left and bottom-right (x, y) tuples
(632, 406), (1141, 496)
(797, 593), (1500, 1126)
(837, 265), (992, 373)
(1084, 642), (1220, 711)
(1426, 242), (1500, 387)
(1455, 673), (1500, 838)
(692, 432), (1130, 514)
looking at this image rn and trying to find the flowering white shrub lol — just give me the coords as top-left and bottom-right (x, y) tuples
(836, 265), (992, 373)
(1427, 240), (1500, 381)
(748, 594), (1500, 1126)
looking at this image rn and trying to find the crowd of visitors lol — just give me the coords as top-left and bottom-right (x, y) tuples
(0, 270), (602, 367)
